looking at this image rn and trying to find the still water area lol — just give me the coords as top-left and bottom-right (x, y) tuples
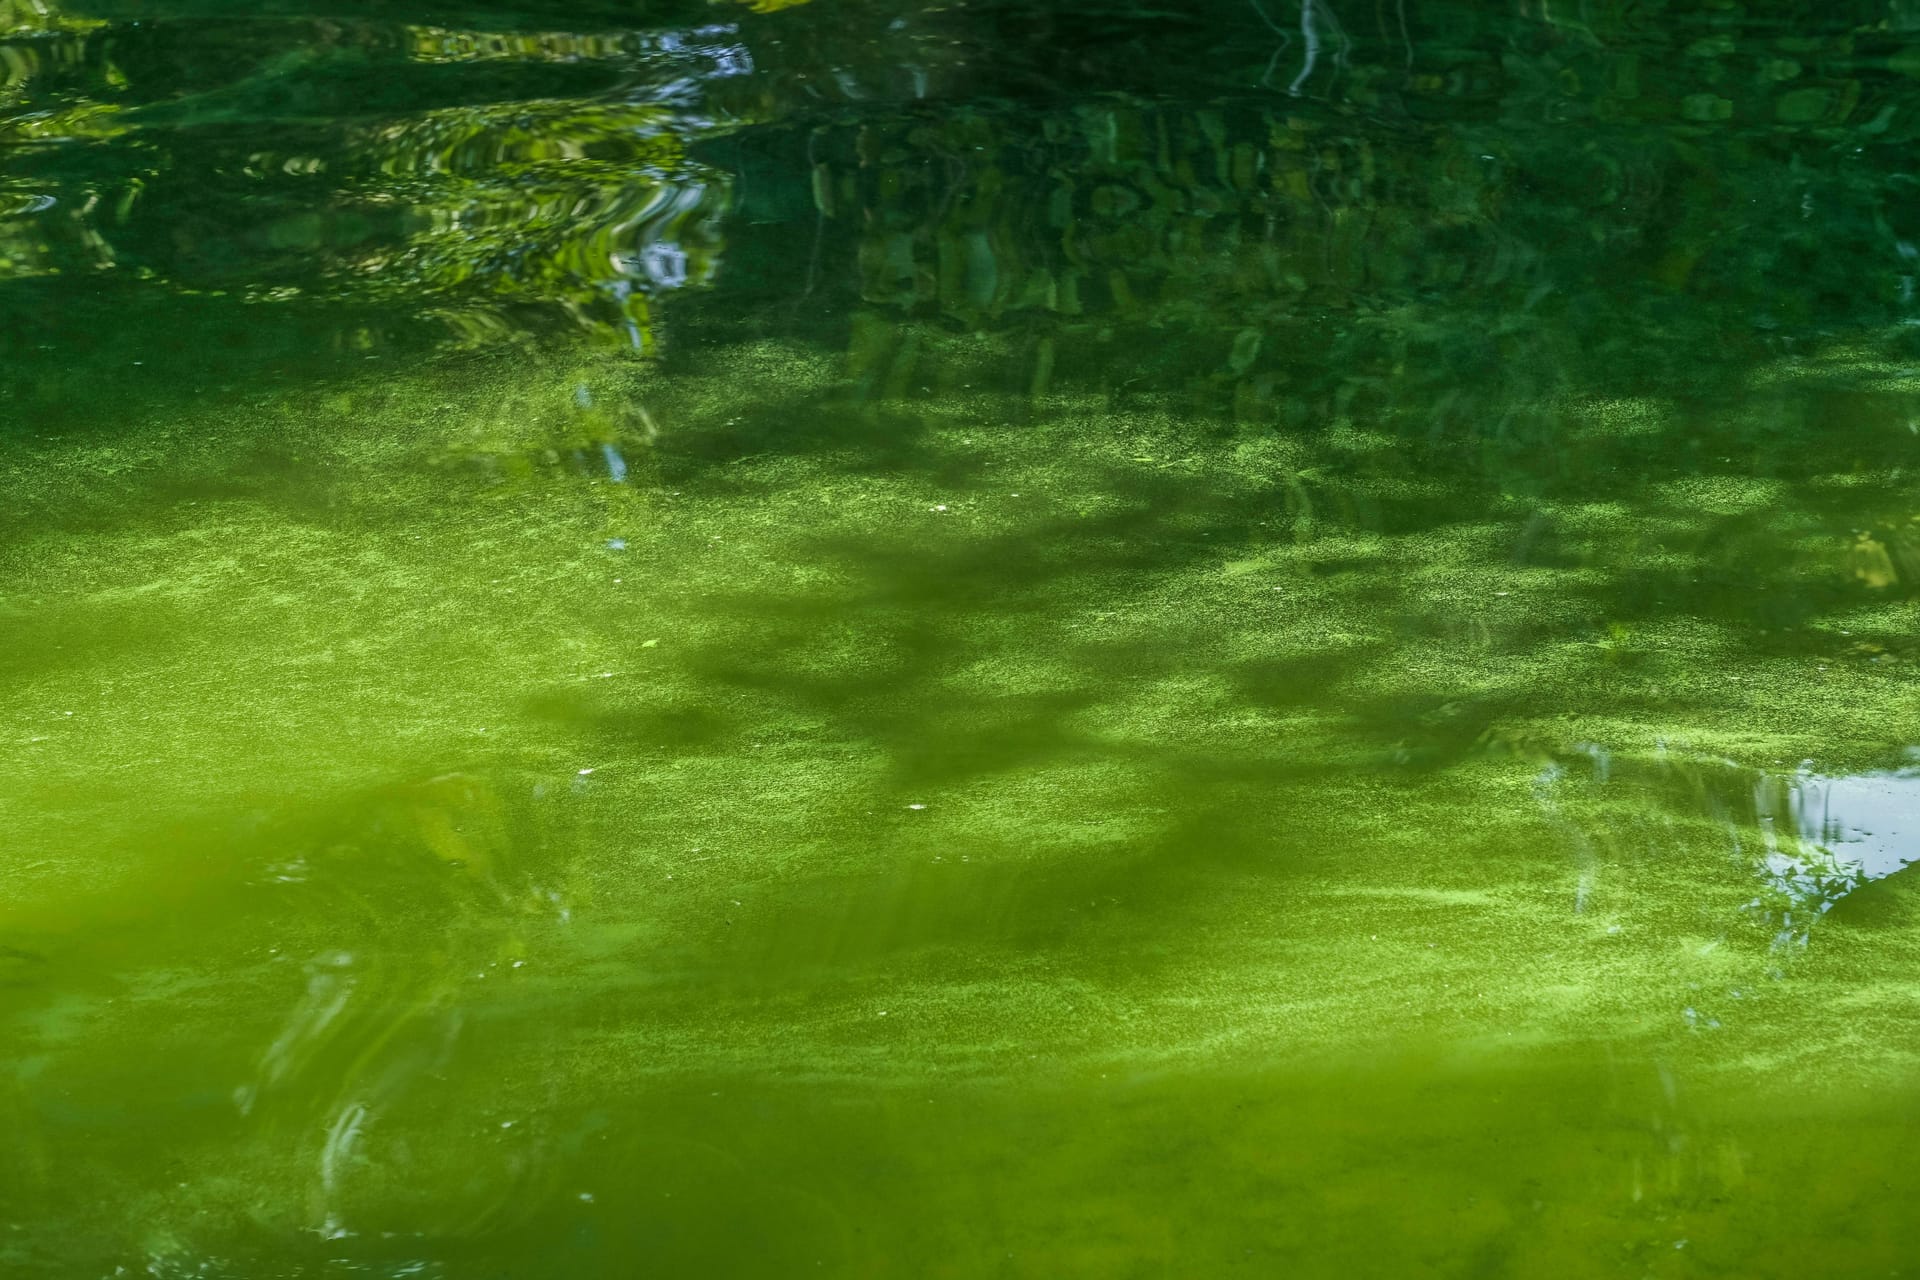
(4, 0), (1920, 1275)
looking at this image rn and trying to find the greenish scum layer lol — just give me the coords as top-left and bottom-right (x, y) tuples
(2, 336), (1918, 1276)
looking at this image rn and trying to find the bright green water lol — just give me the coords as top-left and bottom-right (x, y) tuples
(5, 1), (1920, 1275)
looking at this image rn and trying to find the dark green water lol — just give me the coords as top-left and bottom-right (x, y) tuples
(5, 0), (1920, 1274)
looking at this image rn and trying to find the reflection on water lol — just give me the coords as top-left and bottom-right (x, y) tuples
(6, 0), (1920, 370)
(0, 1), (743, 347)
(1784, 766), (1920, 885)
(1541, 750), (1920, 949)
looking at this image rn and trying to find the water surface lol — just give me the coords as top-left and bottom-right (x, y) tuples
(4, 1), (1920, 1275)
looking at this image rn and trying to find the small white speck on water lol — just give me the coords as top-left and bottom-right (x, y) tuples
(578, 768), (595, 776)
(907, 803), (927, 810)
(578, 1193), (594, 1203)
(931, 504), (949, 512)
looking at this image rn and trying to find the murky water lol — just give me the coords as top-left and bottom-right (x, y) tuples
(5, 1), (1920, 1275)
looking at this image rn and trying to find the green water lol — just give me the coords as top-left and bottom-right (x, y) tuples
(5, 0), (1920, 1274)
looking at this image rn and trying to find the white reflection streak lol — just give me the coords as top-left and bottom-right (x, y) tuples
(1249, 0), (1291, 89)
(1289, 0), (1323, 96)
(319, 1102), (368, 1204)
(1288, 0), (1352, 97)
(235, 951), (358, 1116)
(316, 1101), (369, 1239)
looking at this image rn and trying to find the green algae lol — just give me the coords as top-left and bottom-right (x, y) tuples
(2, 331), (1918, 1274)
(9, 0), (1920, 1271)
